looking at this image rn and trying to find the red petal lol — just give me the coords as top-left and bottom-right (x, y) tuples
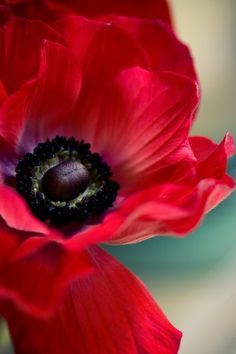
(68, 0), (172, 24)
(0, 237), (92, 318)
(4, 0), (173, 25)
(19, 40), (81, 152)
(98, 16), (197, 81)
(53, 16), (146, 89)
(105, 182), (219, 244)
(190, 134), (235, 210)
(52, 16), (145, 147)
(0, 40), (81, 152)
(52, 19), (198, 191)
(75, 67), (198, 194)
(0, 185), (49, 234)
(0, 6), (63, 95)
(105, 134), (235, 244)
(6, 246), (181, 354)
(53, 16), (196, 110)
(190, 133), (235, 179)
(66, 212), (124, 251)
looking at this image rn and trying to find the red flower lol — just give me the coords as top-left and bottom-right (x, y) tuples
(0, 1), (234, 353)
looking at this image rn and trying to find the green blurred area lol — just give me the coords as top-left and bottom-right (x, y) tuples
(0, 0), (235, 353)
(0, 321), (13, 354)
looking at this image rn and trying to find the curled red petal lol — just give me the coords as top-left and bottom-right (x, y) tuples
(190, 134), (235, 210)
(106, 175), (234, 244)
(0, 185), (49, 234)
(190, 133), (235, 180)
(5, 246), (181, 354)
(101, 133), (235, 244)
(200, 176), (235, 213)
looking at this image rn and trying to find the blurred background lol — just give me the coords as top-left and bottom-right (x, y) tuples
(0, 0), (235, 353)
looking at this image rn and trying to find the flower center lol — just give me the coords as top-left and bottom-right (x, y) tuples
(42, 160), (90, 202)
(15, 136), (119, 225)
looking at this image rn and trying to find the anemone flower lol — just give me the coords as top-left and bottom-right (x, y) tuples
(0, 1), (235, 353)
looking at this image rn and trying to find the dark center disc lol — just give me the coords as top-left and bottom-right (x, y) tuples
(42, 160), (90, 202)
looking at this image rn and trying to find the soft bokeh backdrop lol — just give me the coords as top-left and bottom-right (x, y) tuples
(0, 1), (235, 353)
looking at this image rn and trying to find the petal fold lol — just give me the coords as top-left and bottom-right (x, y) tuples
(0, 6), (63, 95)
(0, 40), (81, 153)
(0, 237), (92, 318)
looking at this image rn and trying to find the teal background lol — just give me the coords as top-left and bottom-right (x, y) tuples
(0, 1), (235, 353)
